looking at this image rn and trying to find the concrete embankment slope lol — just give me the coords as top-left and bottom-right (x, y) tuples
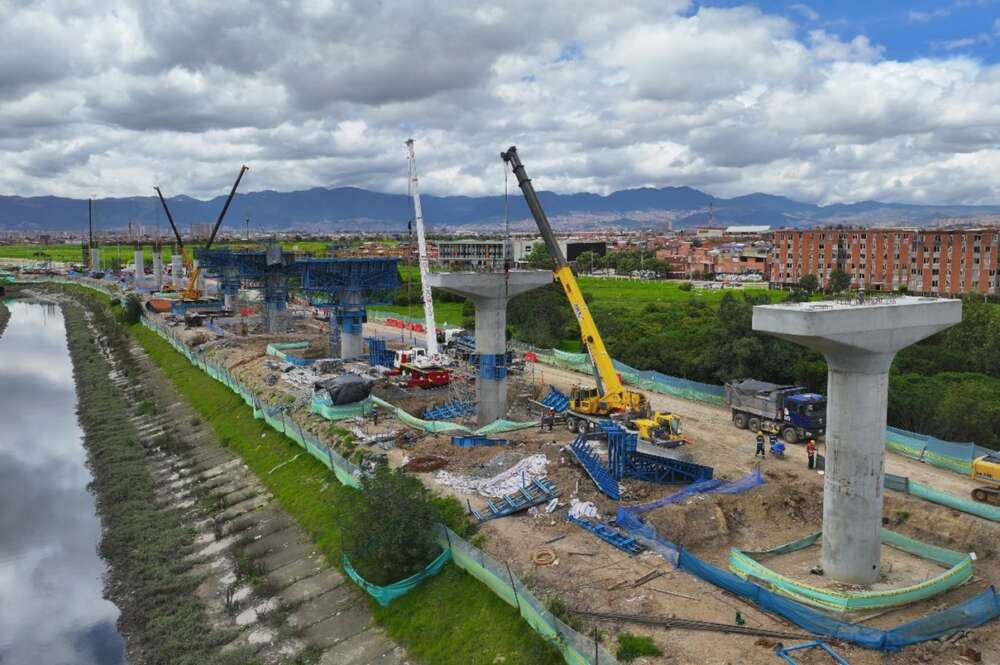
(56, 289), (406, 665)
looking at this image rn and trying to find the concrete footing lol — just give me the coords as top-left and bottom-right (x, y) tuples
(427, 271), (551, 425)
(753, 296), (961, 584)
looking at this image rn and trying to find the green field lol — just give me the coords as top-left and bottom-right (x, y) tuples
(0, 240), (337, 266)
(577, 275), (779, 310)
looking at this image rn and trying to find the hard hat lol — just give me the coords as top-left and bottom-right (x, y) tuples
(757, 430), (763, 435)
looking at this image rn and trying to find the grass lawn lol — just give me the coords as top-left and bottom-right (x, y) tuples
(0, 240), (339, 266)
(130, 323), (562, 665)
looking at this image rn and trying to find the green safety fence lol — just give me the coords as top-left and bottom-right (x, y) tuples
(729, 529), (973, 613)
(140, 314), (615, 664)
(510, 342), (727, 406)
(885, 427), (992, 477)
(142, 317), (362, 488)
(885, 473), (1000, 522)
(311, 393), (373, 421)
(436, 525), (618, 665)
(343, 549), (452, 607)
(266, 341), (312, 365)
(367, 395), (540, 435)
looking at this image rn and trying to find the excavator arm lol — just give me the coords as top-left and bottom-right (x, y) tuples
(501, 146), (627, 402)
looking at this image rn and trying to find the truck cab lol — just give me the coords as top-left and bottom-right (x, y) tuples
(782, 393), (826, 433)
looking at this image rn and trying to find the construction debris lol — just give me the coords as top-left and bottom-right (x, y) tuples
(570, 609), (815, 641)
(435, 453), (548, 497)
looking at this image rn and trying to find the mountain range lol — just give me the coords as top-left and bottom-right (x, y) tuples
(2, 185), (999, 234)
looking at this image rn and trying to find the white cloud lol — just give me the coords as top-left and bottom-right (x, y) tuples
(0, 0), (999, 206)
(908, 8), (950, 23)
(789, 4), (820, 21)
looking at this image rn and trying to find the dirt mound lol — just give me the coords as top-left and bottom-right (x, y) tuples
(642, 474), (823, 552)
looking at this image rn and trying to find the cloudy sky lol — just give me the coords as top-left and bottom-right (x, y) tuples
(3, 0), (1000, 205)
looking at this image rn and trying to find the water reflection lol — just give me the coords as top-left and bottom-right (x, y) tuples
(0, 301), (126, 665)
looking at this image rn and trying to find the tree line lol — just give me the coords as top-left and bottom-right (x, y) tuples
(507, 286), (1000, 450)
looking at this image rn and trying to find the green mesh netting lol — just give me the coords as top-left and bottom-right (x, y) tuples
(140, 314), (618, 665)
(343, 549), (451, 607)
(729, 529), (973, 613)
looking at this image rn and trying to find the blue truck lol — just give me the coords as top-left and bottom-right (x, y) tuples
(725, 379), (826, 444)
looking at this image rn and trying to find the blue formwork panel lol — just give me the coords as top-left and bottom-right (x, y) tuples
(569, 436), (620, 500)
(566, 515), (646, 555)
(425, 400), (475, 420)
(540, 386), (570, 413)
(451, 436), (509, 448)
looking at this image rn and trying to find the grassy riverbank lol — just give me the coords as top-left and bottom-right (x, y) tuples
(130, 323), (563, 665)
(61, 294), (253, 665)
(0, 300), (9, 340)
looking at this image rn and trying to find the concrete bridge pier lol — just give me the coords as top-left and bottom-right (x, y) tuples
(753, 297), (961, 584)
(427, 271), (551, 426)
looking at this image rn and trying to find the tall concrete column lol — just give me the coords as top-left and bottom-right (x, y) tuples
(171, 255), (184, 289)
(152, 250), (163, 290)
(753, 297), (961, 583)
(339, 291), (365, 359)
(90, 248), (100, 271)
(427, 271), (551, 425)
(133, 249), (145, 286)
(193, 259), (206, 292)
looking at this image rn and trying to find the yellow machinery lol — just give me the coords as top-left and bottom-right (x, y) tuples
(629, 413), (689, 447)
(971, 453), (1000, 505)
(503, 146), (681, 438)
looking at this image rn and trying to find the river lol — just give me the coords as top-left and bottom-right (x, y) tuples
(0, 301), (126, 664)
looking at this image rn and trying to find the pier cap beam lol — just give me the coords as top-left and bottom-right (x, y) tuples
(427, 271), (551, 425)
(753, 296), (961, 584)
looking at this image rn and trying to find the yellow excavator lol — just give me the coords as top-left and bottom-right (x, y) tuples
(502, 146), (685, 445)
(971, 453), (1000, 505)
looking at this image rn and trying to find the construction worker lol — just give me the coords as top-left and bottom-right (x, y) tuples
(755, 431), (766, 458)
(547, 408), (556, 432)
(807, 439), (817, 469)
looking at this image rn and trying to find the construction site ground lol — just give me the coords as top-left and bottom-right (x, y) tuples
(155, 310), (999, 665)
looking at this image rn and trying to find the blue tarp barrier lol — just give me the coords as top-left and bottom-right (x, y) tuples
(615, 469), (1000, 651)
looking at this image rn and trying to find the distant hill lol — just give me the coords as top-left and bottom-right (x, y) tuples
(1, 185), (998, 234)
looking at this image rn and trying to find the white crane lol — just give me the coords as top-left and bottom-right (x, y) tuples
(406, 138), (441, 359)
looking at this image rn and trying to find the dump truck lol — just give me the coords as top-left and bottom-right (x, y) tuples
(971, 453), (1000, 505)
(725, 379), (826, 444)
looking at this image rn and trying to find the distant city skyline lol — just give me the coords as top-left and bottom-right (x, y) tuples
(3, 2), (1000, 206)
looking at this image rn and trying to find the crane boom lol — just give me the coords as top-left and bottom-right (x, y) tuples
(184, 165), (249, 299)
(154, 186), (193, 277)
(501, 146), (624, 400)
(406, 139), (439, 357)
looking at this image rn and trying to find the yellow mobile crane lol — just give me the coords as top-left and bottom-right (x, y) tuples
(501, 146), (685, 444)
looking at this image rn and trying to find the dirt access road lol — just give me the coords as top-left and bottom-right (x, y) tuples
(364, 318), (982, 498)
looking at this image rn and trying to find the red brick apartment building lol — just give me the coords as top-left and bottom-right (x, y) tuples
(771, 228), (1000, 296)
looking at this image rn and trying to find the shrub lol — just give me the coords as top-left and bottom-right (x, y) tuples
(616, 632), (663, 662)
(678, 281), (693, 292)
(341, 465), (441, 586)
(122, 294), (143, 325)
